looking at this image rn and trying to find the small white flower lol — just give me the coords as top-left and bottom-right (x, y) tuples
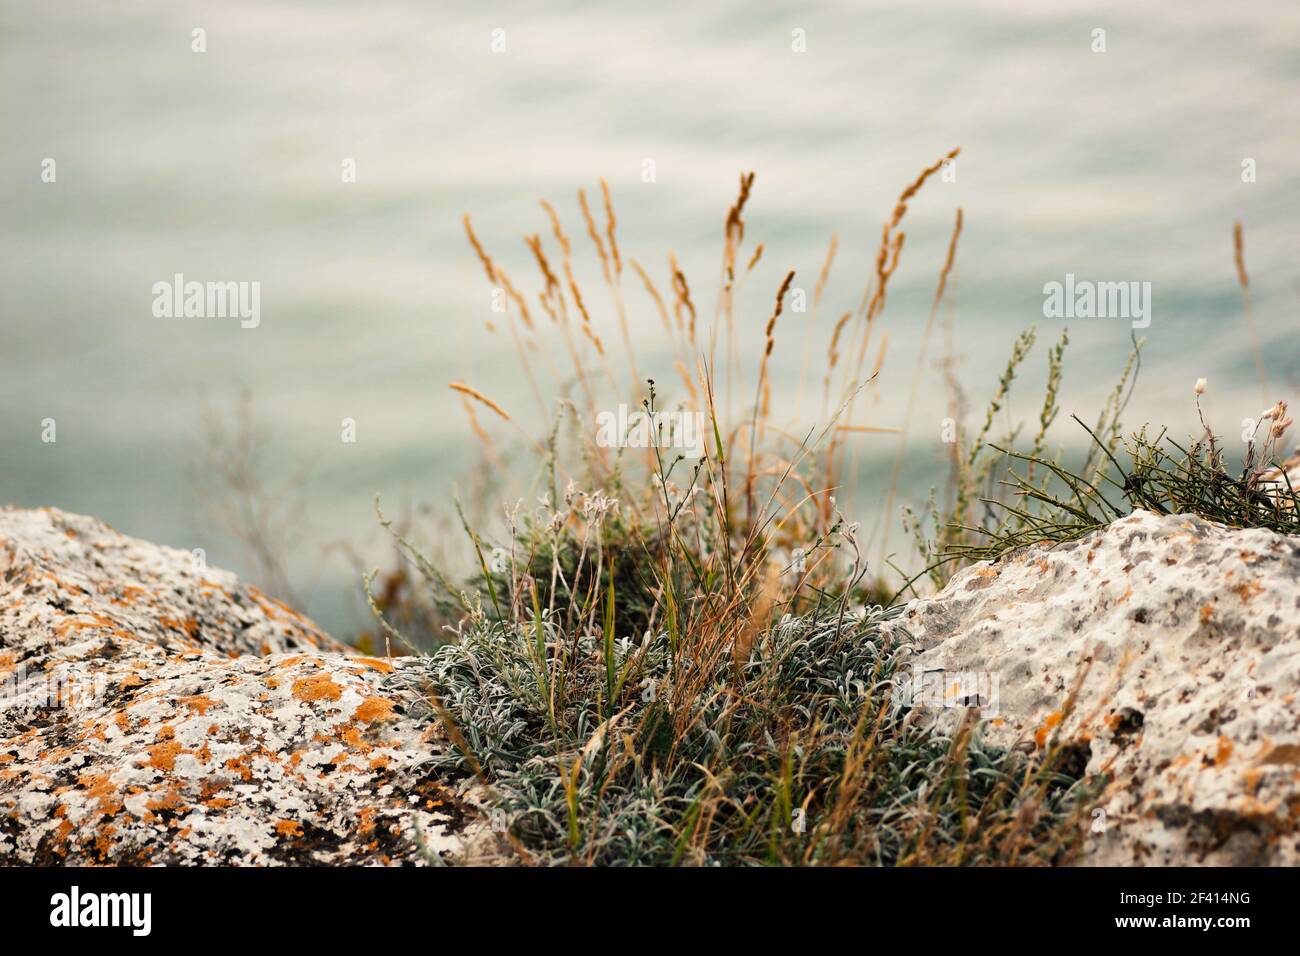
(1194, 377), (1207, 395)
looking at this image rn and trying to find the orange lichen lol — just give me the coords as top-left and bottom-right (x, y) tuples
(355, 696), (396, 723)
(180, 694), (217, 715)
(339, 725), (369, 752)
(249, 587), (309, 625)
(55, 613), (121, 637)
(275, 819), (304, 839)
(94, 822), (117, 857)
(223, 754), (254, 781)
(1258, 743), (1300, 765)
(147, 740), (183, 772)
(145, 786), (186, 813)
(357, 807), (378, 835)
(1243, 768), (1263, 793)
(1235, 581), (1265, 603)
(78, 772), (125, 817)
(1034, 711), (1064, 747)
(292, 672), (343, 703)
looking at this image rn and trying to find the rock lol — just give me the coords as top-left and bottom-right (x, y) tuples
(0, 506), (476, 865)
(890, 510), (1300, 865)
(13, 503), (1297, 867)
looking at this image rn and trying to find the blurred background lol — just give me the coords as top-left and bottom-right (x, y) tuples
(2, 0), (1297, 638)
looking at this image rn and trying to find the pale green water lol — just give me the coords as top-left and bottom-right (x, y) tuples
(2, 0), (1298, 636)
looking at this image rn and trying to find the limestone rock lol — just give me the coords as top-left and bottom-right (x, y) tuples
(0, 507), (471, 865)
(890, 510), (1300, 865)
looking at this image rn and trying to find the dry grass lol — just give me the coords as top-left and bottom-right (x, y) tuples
(1234, 220), (1269, 403)
(360, 155), (1107, 866)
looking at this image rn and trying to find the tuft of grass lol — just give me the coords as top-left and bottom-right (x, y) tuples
(371, 165), (1104, 865)
(396, 594), (1098, 866)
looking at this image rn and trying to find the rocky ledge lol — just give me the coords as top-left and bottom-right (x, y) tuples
(0, 507), (476, 865)
(890, 509), (1300, 866)
(4, 506), (1298, 866)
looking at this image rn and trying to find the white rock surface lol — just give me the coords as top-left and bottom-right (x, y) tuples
(10, 503), (1297, 866)
(890, 509), (1300, 865)
(0, 507), (473, 865)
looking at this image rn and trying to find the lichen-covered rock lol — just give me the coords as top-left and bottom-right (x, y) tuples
(889, 510), (1300, 866)
(0, 507), (472, 865)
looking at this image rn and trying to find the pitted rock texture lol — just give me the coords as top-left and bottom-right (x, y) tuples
(890, 510), (1300, 866)
(0, 507), (470, 865)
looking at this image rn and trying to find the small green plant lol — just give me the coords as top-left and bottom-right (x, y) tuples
(945, 412), (1299, 566)
(903, 329), (1296, 582)
(902, 326), (1138, 588)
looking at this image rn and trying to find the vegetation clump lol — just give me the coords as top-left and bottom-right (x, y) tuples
(362, 159), (1287, 865)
